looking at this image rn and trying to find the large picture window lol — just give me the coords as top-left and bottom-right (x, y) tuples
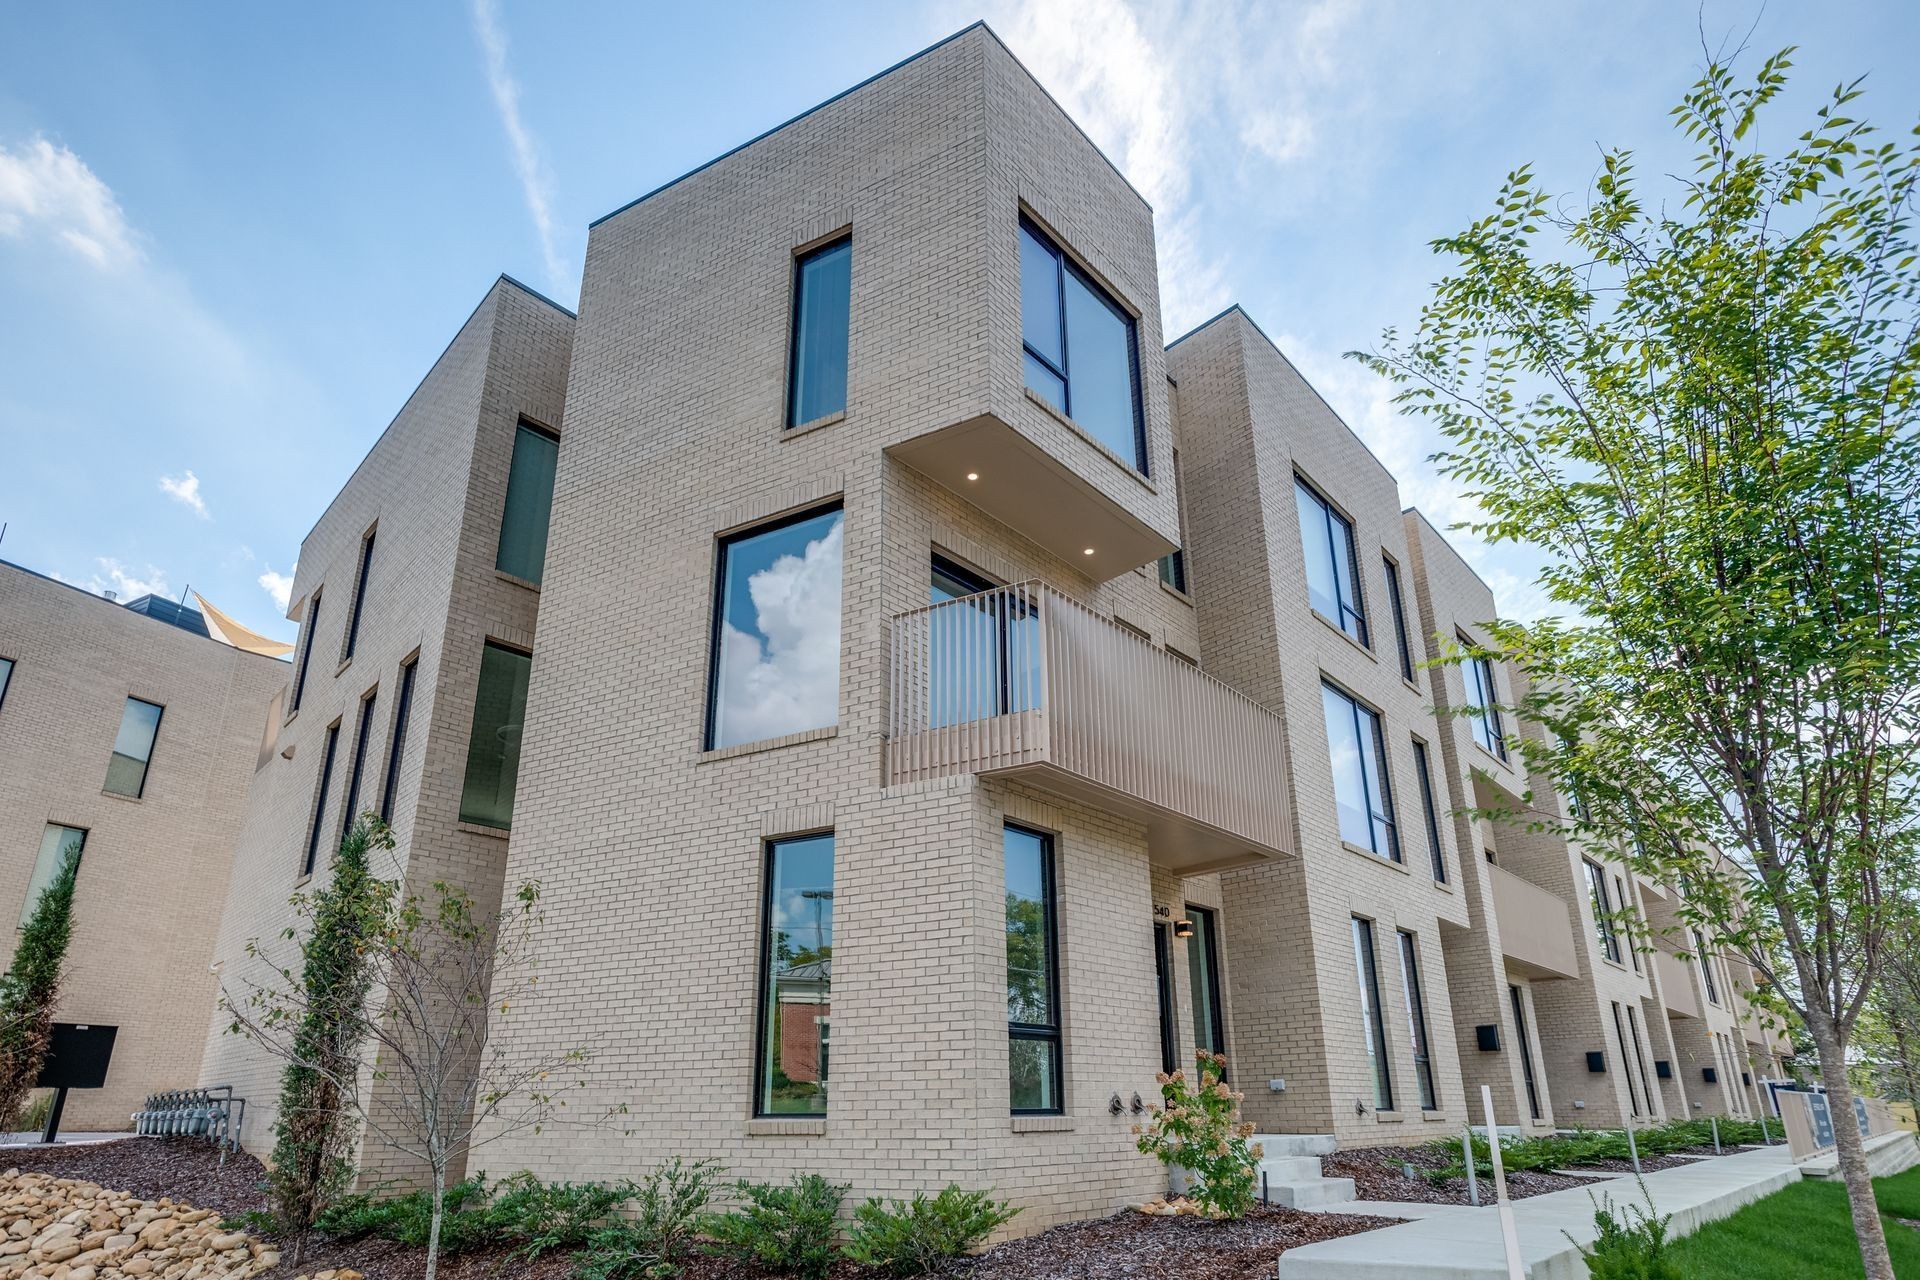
(1005, 823), (1062, 1114)
(787, 237), (852, 427)
(1322, 682), (1400, 861)
(458, 642), (532, 829)
(756, 832), (834, 1116)
(1296, 478), (1367, 644)
(707, 504), (844, 750)
(1019, 218), (1145, 471)
(104, 696), (164, 798)
(497, 420), (560, 584)
(1352, 917), (1394, 1111)
(22, 824), (85, 927)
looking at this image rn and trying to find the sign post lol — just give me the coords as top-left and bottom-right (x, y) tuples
(1481, 1085), (1525, 1280)
(31, 1024), (116, 1145)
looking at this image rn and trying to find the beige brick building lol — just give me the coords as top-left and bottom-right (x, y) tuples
(0, 563), (285, 1128)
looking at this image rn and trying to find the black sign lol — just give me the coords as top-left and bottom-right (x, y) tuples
(35, 1024), (117, 1090)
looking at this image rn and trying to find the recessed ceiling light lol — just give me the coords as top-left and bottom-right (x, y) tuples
(966, 472), (979, 481)
(1083, 547), (1096, 556)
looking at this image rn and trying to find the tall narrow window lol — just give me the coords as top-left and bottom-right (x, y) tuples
(1384, 556), (1415, 680)
(459, 642), (532, 830)
(338, 689), (378, 842)
(1005, 823), (1062, 1114)
(787, 237), (852, 427)
(1353, 917), (1394, 1111)
(1322, 682), (1399, 860)
(1461, 642), (1507, 760)
(1611, 1002), (1642, 1116)
(1296, 478), (1368, 643)
(291, 590), (322, 714)
(1617, 874), (1640, 971)
(1412, 738), (1446, 883)
(1154, 923), (1178, 1075)
(1158, 549), (1188, 593)
(378, 657), (418, 823)
(1397, 931), (1439, 1110)
(1627, 1005), (1654, 1110)
(22, 825), (85, 927)
(342, 527), (376, 663)
(302, 720), (341, 877)
(1585, 859), (1621, 962)
(103, 696), (164, 798)
(1509, 984), (1542, 1120)
(1185, 905), (1226, 1064)
(0, 656), (14, 714)
(1695, 929), (1721, 1004)
(706, 504), (844, 751)
(497, 420), (560, 583)
(756, 832), (834, 1116)
(1019, 218), (1145, 470)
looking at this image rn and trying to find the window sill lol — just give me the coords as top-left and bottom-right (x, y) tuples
(99, 789), (144, 805)
(1401, 676), (1424, 696)
(1313, 609), (1376, 660)
(335, 657), (354, 678)
(495, 569), (542, 593)
(1158, 579), (1194, 607)
(1373, 1110), (1405, 1124)
(1471, 740), (1512, 769)
(747, 1118), (825, 1137)
(1011, 1115), (1075, 1133)
(1021, 388), (1156, 494)
(1341, 841), (1409, 874)
(1598, 953), (1629, 973)
(1420, 1110), (1451, 1122)
(698, 725), (837, 763)
(457, 821), (511, 840)
(782, 410), (846, 439)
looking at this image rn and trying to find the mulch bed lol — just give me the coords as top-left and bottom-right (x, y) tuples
(1321, 1145), (1587, 1204)
(1561, 1154), (1695, 1174)
(0, 1136), (1394, 1280)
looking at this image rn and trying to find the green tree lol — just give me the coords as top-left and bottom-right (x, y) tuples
(1359, 48), (1920, 1279)
(0, 838), (81, 1127)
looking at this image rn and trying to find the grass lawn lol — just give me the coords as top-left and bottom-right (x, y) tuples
(1666, 1165), (1920, 1277)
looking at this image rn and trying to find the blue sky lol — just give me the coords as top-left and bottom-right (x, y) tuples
(1, 1), (1914, 642)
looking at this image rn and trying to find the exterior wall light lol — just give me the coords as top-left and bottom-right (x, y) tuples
(1174, 918), (1194, 938)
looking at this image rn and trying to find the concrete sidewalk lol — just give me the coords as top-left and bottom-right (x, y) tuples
(1278, 1145), (1798, 1279)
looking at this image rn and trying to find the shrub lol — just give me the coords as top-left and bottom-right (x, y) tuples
(843, 1185), (1019, 1276)
(0, 840), (79, 1137)
(1133, 1049), (1263, 1218)
(703, 1174), (848, 1279)
(572, 1157), (723, 1280)
(1571, 1181), (1680, 1280)
(314, 1176), (499, 1253)
(489, 1171), (633, 1257)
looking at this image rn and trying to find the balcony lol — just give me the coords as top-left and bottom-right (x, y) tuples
(886, 582), (1292, 873)
(1655, 948), (1703, 1020)
(1488, 864), (1581, 980)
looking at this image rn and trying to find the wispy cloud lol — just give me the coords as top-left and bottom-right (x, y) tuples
(259, 563), (296, 613)
(158, 469), (210, 519)
(0, 137), (142, 270)
(87, 557), (169, 602)
(469, 0), (567, 292)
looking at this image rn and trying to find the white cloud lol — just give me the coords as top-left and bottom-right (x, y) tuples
(0, 137), (141, 270)
(158, 469), (210, 519)
(86, 558), (169, 602)
(259, 563), (296, 613)
(468, 0), (568, 293)
(712, 518), (844, 748)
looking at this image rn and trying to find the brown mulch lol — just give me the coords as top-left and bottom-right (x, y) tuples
(1559, 1154), (1694, 1174)
(1320, 1145), (1587, 1204)
(0, 1137), (1394, 1280)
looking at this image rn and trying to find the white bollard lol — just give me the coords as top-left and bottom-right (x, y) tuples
(1711, 1115), (1721, 1154)
(1626, 1120), (1641, 1174)
(1464, 1127), (1481, 1207)
(1481, 1084), (1526, 1280)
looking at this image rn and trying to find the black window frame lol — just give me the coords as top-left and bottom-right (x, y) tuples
(1322, 680), (1401, 863)
(1412, 737), (1446, 884)
(1398, 929), (1439, 1111)
(1617, 873), (1640, 971)
(1018, 215), (1147, 474)
(1185, 902), (1228, 1066)
(1158, 548), (1188, 594)
(458, 639), (534, 831)
(291, 589), (322, 714)
(378, 655), (418, 823)
(1586, 859), (1622, 963)
(1352, 916), (1394, 1112)
(496, 417), (562, 583)
(338, 686), (378, 845)
(1695, 929), (1721, 1004)
(1153, 922), (1178, 1076)
(302, 718), (342, 878)
(0, 655), (14, 716)
(1006, 821), (1064, 1116)
(1383, 554), (1416, 681)
(1462, 640), (1507, 761)
(1626, 1004), (1654, 1110)
(752, 830), (835, 1119)
(342, 525), (376, 664)
(1509, 983), (1543, 1120)
(1296, 476), (1369, 645)
(1612, 1001), (1642, 1116)
(104, 695), (165, 799)
(785, 234), (853, 428)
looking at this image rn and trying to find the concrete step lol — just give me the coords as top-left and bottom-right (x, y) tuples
(1252, 1132), (1338, 1158)
(1255, 1155), (1326, 1182)
(1266, 1175), (1358, 1209)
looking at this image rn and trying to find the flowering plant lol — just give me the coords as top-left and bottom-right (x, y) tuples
(1133, 1049), (1262, 1219)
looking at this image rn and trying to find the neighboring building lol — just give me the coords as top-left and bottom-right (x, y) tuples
(0, 563), (285, 1128)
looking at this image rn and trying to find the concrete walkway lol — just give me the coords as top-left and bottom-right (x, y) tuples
(1279, 1145), (1798, 1279)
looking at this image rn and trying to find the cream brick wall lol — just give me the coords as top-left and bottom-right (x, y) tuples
(0, 563), (285, 1128)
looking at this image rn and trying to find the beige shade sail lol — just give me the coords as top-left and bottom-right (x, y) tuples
(194, 592), (295, 658)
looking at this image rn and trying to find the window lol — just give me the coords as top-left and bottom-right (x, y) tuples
(1019, 218), (1145, 470)
(1158, 549), (1188, 593)
(1617, 875), (1640, 971)
(0, 656), (13, 714)
(378, 657), (418, 823)
(1352, 917), (1394, 1111)
(1462, 643), (1507, 760)
(291, 589), (322, 714)
(302, 720), (341, 877)
(1585, 860), (1621, 962)
(1296, 478), (1367, 643)
(497, 420), (560, 583)
(787, 237), (852, 427)
(1153, 924), (1178, 1075)
(1322, 682), (1399, 860)
(338, 688), (378, 842)
(1612, 1001), (1641, 1116)
(1627, 1006), (1654, 1109)
(1384, 556), (1415, 680)
(22, 825), (84, 927)
(1398, 931), (1438, 1111)
(1509, 984), (1542, 1120)
(1695, 929), (1720, 1004)
(342, 526), (376, 663)
(706, 504), (844, 751)
(1005, 823), (1062, 1114)
(459, 642), (532, 829)
(756, 832), (834, 1116)
(103, 696), (164, 798)
(926, 556), (1039, 727)
(1412, 739), (1446, 884)
(1186, 904), (1226, 1065)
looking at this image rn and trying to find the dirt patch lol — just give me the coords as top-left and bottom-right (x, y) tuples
(0, 1136), (269, 1221)
(1321, 1145), (1588, 1204)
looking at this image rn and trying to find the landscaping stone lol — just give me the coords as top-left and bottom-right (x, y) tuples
(0, 1169), (272, 1280)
